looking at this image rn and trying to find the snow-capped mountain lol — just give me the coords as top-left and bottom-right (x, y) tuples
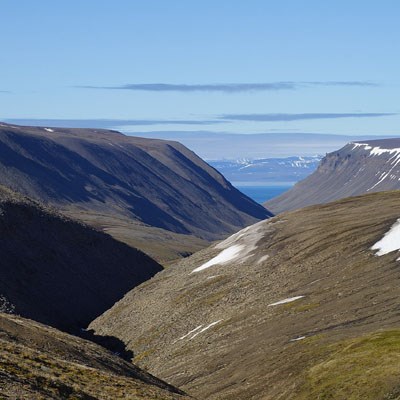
(209, 155), (322, 184)
(265, 138), (400, 213)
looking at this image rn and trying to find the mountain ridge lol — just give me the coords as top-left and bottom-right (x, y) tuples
(0, 122), (271, 262)
(264, 138), (400, 213)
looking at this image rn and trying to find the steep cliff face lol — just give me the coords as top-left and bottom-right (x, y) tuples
(264, 138), (400, 214)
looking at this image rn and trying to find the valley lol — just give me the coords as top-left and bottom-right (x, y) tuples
(1, 124), (400, 400)
(2, 3), (400, 399)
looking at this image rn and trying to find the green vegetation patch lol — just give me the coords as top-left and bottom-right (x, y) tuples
(296, 329), (400, 400)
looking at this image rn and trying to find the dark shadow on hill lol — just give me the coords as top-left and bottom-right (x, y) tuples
(0, 196), (163, 334)
(78, 329), (134, 362)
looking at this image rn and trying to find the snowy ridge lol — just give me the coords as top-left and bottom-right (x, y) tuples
(351, 142), (400, 190)
(352, 142), (400, 157)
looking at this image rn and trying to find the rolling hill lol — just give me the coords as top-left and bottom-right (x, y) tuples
(90, 190), (400, 399)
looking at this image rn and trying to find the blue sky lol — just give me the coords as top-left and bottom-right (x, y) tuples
(1, 0), (400, 135)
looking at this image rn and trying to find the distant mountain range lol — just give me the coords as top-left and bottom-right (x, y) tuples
(209, 155), (322, 185)
(6, 121), (400, 160)
(265, 138), (400, 213)
(114, 130), (400, 160)
(0, 122), (271, 262)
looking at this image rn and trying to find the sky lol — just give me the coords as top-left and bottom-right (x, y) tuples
(1, 0), (400, 136)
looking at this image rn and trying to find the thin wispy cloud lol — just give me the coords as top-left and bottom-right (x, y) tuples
(4, 118), (224, 129)
(220, 112), (396, 122)
(78, 81), (378, 93)
(6, 113), (396, 130)
(304, 81), (378, 87)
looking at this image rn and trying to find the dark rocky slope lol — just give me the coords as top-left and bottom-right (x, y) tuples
(0, 185), (161, 332)
(264, 138), (400, 213)
(0, 312), (189, 399)
(0, 122), (271, 261)
(91, 190), (400, 400)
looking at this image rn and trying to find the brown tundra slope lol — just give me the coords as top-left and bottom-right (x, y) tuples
(0, 312), (190, 400)
(0, 122), (271, 262)
(265, 138), (400, 214)
(91, 190), (400, 400)
(0, 184), (162, 332)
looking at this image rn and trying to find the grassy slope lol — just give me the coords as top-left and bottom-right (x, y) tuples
(295, 330), (400, 399)
(90, 190), (400, 399)
(0, 313), (190, 400)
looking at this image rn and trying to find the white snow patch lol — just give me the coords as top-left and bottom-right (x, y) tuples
(192, 245), (244, 273)
(44, 128), (54, 132)
(191, 219), (271, 273)
(371, 218), (400, 260)
(189, 320), (223, 340)
(178, 325), (203, 341)
(257, 255), (270, 264)
(290, 336), (306, 342)
(352, 142), (400, 191)
(352, 142), (400, 158)
(268, 296), (304, 306)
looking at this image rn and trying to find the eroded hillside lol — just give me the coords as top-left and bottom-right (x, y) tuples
(91, 190), (400, 399)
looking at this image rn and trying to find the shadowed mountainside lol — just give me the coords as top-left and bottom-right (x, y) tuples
(0, 185), (162, 332)
(91, 190), (400, 400)
(264, 138), (400, 213)
(0, 122), (271, 262)
(0, 312), (190, 399)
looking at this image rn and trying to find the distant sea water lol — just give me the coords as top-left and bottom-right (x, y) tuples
(234, 184), (294, 204)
